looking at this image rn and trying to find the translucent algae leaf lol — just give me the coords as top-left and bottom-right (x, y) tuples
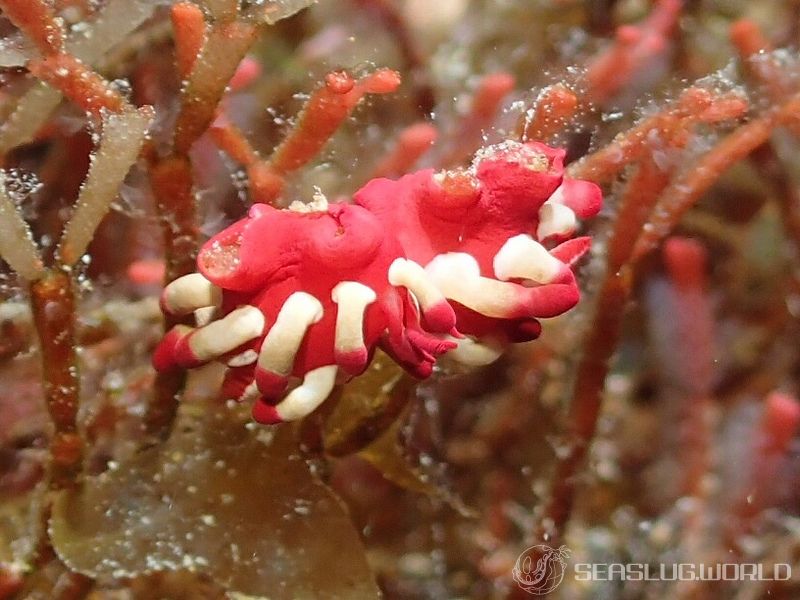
(358, 413), (475, 518)
(58, 105), (154, 267)
(200, 0), (239, 22)
(50, 409), (379, 598)
(0, 171), (44, 281)
(323, 353), (472, 515)
(323, 351), (413, 456)
(254, 1), (318, 24)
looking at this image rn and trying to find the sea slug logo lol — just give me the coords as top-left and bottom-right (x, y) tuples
(512, 544), (571, 595)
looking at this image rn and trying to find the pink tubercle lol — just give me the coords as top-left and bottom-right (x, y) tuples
(128, 258), (166, 286)
(421, 300), (458, 334)
(760, 391), (800, 455)
(229, 56), (262, 91)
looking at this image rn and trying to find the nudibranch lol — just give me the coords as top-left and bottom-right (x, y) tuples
(153, 140), (602, 424)
(154, 194), (456, 424)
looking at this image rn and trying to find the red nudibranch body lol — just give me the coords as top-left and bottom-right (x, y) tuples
(154, 140), (602, 424)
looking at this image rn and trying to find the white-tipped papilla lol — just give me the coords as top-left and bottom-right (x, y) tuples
(227, 349), (258, 367)
(194, 305), (218, 327)
(271, 365), (338, 421)
(493, 234), (563, 284)
(256, 291), (324, 376)
(446, 335), (504, 366)
(331, 281), (377, 356)
(388, 258), (449, 312)
(186, 305), (265, 362)
(426, 252), (528, 319)
(239, 381), (261, 403)
(162, 273), (222, 315)
(537, 201), (576, 240)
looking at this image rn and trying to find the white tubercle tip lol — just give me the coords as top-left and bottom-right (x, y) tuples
(188, 305), (265, 362)
(537, 202), (576, 240)
(228, 349), (259, 367)
(425, 252), (531, 319)
(272, 365), (338, 421)
(331, 281), (377, 353)
(447, 335), (503, 366)
(493, 234), (562, 284)
(388, 258), (447, 309)
(163, 273), (222, 314)
(257, 291), (324, 376)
